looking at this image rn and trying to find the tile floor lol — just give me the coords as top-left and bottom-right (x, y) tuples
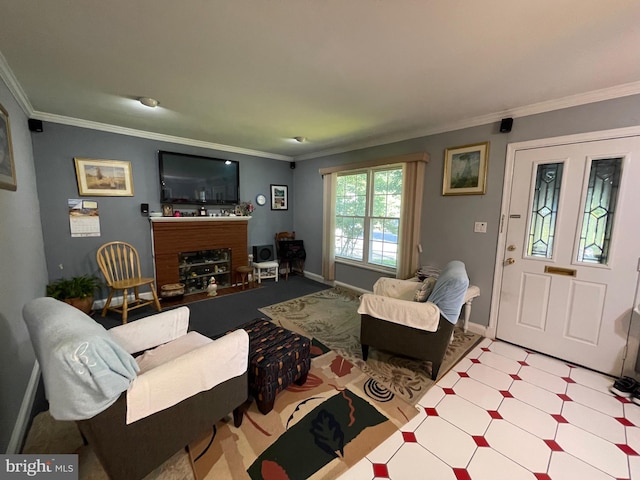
(339, 337), (640, 480)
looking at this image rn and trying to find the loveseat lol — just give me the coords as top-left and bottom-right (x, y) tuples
(22, 297), (249, 480)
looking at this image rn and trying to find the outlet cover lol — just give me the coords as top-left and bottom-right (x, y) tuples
(474, 222), (488, 233)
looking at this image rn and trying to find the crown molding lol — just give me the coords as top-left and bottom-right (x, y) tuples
(31, 111), (292, 161)
(0, 51), (34, 117)
(293, 81), (640, 161)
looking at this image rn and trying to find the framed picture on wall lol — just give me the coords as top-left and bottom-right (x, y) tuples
(74, 158), (134, 196)
(270, 184), (288, 210)
(442, 142), (489, 196)
(0, 103), (17, 191)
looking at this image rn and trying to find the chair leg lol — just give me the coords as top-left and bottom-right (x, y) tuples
(121, 288), (129, 324)
(150, 283), (162, 312)
(233, 406), (244, 427)
(362, 344), (369, 361)
(431, 361), (441, 381)
(101, 290), (115, 317)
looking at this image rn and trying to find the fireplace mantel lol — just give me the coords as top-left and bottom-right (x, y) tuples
(150, 216), (252, 223)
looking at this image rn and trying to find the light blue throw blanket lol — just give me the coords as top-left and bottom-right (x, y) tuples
(23, 297), (139, 420)
(427, 260), (470, 324)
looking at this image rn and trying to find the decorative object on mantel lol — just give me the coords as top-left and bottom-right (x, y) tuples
(0, 102), (16, 191)
(270, 184), (288, 210)
(237, 201), (255, 216)
(442, 141), (489, 196)
(74, 158), (134, 196)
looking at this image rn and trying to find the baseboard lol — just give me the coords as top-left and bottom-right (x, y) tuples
(7, 361), (40, 454)
(333, 280), (369, 295)
(303, 270), (332, 286)
(467, 322), (489, 338)
(92, 292), (154, 310)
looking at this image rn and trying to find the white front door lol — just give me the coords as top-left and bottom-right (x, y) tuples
(496, 136), (640, 376)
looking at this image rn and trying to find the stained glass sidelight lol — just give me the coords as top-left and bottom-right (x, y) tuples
(527, 163), (564, 258)
(577, 157), (622, 264)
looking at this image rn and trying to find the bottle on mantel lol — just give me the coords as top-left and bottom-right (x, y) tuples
(199, 206), (207, 216)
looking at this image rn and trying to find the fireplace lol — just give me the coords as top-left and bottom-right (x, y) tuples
(150, 217), (250, 295)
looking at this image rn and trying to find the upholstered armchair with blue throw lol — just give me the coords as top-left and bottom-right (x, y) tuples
(357, 260), (475, 380)
(23, 298), (249, 480)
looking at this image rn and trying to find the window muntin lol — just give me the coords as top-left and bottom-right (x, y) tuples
(335, 167), (402, 269)
(577, 157), (622, 264)
(527, 162), (564, 259)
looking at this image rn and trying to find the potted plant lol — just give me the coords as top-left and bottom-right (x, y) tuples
(46, 275), (101, 315)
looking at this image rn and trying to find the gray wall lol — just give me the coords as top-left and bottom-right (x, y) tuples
(31, 123), (295, 294)
(0, 78), (48, 452)
(293, 94), (640, 328)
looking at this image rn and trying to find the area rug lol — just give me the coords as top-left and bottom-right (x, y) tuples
(259, 287), (482, 406)
(188, 340), (418, 480)
(23, 340), (417, 480)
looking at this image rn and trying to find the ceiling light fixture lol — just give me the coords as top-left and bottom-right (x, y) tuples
(293, 136), (307, 143)
(139, 97), (159, 108)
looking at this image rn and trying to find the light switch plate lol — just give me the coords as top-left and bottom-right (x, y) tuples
(474, 221), (488, 233)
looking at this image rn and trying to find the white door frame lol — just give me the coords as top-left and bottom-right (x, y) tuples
(487, 125), (640, 373)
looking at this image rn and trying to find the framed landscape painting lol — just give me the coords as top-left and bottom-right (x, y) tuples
(74, 158), (134, 196)
(442, 142), (489, 196)
(270, 184), (288, 210)
(0, 103), (17, 191)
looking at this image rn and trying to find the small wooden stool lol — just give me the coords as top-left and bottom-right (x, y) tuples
(236, 266), (254, 290)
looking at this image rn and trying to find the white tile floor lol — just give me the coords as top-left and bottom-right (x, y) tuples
(338, 337), (640, 480)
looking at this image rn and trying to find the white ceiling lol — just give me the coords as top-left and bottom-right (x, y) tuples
(1, 1), (640, 161)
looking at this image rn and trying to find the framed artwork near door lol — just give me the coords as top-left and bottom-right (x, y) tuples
(270, 184), (288, 210)
(442, 142), (489, 195)
(0, 103), (16, 191)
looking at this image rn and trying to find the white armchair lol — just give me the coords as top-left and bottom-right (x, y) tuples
(23, 297), (249, 480)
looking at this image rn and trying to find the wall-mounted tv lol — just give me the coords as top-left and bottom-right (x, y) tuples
(159, 151), (240, 205)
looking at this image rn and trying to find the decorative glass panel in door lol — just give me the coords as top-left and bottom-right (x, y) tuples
(526, 162), (564, 258)
(576, 157), (622, 265)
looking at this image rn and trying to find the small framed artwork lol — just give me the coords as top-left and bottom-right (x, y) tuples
(162, 204), (174, 217)
(0, 103), (17, 191)
(74, 158), (134, 196)
(270, 184), (288, 210)
(442, 142), (490, 196)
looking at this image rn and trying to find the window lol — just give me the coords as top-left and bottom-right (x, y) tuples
(335, 166), (402, 270)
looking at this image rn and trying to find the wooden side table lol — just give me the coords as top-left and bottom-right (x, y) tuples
(235, 265), (254, 289)
(253, 261), (279, 283)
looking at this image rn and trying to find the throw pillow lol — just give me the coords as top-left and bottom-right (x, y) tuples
(416, 264), (441, 281)
(414, 277), (437, 302)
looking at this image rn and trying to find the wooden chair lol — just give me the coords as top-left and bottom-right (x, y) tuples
(96, 241), (162, 324)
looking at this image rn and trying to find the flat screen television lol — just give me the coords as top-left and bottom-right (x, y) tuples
(159, 151), (240, 205)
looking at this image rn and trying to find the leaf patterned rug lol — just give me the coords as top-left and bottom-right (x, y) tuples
(188, 341), (418, 480)
(259, 287), (483, 406)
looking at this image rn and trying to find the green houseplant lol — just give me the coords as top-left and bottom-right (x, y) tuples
(46, 275), (101, 315)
